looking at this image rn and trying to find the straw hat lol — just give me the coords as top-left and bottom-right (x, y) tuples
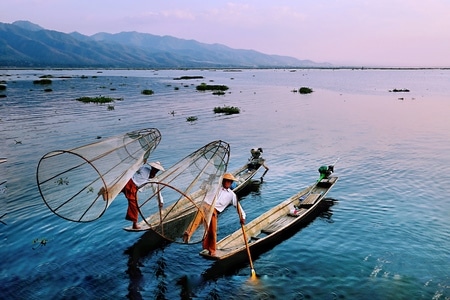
(149, 161), (165, 171)
(222, 173), (237, 181)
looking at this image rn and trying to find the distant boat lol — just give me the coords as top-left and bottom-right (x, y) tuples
(231, 147), (269, 194)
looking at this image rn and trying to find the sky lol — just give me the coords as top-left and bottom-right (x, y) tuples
(2, 0), (450, 67)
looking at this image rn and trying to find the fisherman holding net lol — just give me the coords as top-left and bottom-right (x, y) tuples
(122, 161), (165, 229)
(183, 173), (246, 256)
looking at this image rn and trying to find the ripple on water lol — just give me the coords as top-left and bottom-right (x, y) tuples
(2, 69), (450, 299)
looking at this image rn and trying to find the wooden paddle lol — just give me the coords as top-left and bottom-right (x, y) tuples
(236, 203), (256, 278)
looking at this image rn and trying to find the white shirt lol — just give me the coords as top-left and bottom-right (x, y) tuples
(131, 165), (151, 187)
(131, 165), (163, 204)
(209, 187), (246, 219)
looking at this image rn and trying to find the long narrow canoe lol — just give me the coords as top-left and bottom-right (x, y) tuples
(231, 147), (268, 194)
(231, 165), (267, 195)
(199, 175), (338, 260)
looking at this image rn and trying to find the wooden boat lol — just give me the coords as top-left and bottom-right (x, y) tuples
(231, 147), (268, 194)
(199, 168), (338, 261)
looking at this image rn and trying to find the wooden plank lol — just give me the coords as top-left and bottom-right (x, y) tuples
(261, 215), (296, 234)
(318, 176), (337, 187)
(300, 193), (321, 206)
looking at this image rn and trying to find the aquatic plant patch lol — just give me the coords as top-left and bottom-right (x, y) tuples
(213, 106), (240, 115)
(141, 89), (154, 95)
(299, 87), (313, 94)
(196, 83), (229, 92)
(33, 79), (52, 85)
(75, 96), (121, 104)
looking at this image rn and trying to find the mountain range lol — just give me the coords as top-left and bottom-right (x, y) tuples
(0, 21), (331, 69)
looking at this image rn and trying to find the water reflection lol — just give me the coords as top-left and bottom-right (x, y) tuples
(236, 179), (263, 199)
(124, 230), (169, 299)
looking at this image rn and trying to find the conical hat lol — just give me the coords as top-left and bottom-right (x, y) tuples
(149, 161), (165, 171)
(223, 173), (237, 181)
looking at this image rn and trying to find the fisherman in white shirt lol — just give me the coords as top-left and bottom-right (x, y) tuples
(183, 173), (245, 256)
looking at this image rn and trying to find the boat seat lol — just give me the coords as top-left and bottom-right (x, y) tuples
(299, 193), (321, 208)
(261, 215), (296, 234)
(317, 176), (337, 187)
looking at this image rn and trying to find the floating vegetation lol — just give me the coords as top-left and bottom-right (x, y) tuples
(107, 105), (115, 110)
(389, 88), (410, 92)
(212, 91), (226, 95)
(76, 96), (120, 104)
(299, 87), (313, 94)
(33, 79), (52, 85)
(186, 116), (198, 122)
(44, 88), (53, 92)
(0, 85), (6, 90)
(0, 95), (6, 98)
(39, 75), (54, 78)
(213, 106), (240, 115)
(174, 87), (179, 90)
(174, 76), (204, 80)
(196, 83), (229, 92)
(32, 238), (48, 250)
(80, 75), (89, 79)
(141, 89), (154, 95)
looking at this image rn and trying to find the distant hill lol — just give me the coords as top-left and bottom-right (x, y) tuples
(0, 21), (331, 68)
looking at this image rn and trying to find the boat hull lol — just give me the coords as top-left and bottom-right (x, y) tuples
(200, 176), (338, 260)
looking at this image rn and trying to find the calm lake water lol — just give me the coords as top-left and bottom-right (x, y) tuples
(1, 68), (450, 299)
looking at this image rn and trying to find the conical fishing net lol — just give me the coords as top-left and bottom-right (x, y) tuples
(134, 140), (230, 243)
(36, 128), (161, 222)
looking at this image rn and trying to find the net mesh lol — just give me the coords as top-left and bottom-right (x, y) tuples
(136, 140), (230, 243)
(36, 128), (161, 222)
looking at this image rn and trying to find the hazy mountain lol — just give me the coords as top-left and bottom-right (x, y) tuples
(12, 20), (45, 31)
(0, 21), (331, 68)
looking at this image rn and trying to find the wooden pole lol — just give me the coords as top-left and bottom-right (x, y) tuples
(236, 203), (256, 278)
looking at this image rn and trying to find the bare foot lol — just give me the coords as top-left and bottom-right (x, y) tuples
(132, 223), (141, 229)
(183, 232), (190, 243)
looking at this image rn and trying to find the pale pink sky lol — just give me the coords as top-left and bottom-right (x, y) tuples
(3, 0), (450, 67)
